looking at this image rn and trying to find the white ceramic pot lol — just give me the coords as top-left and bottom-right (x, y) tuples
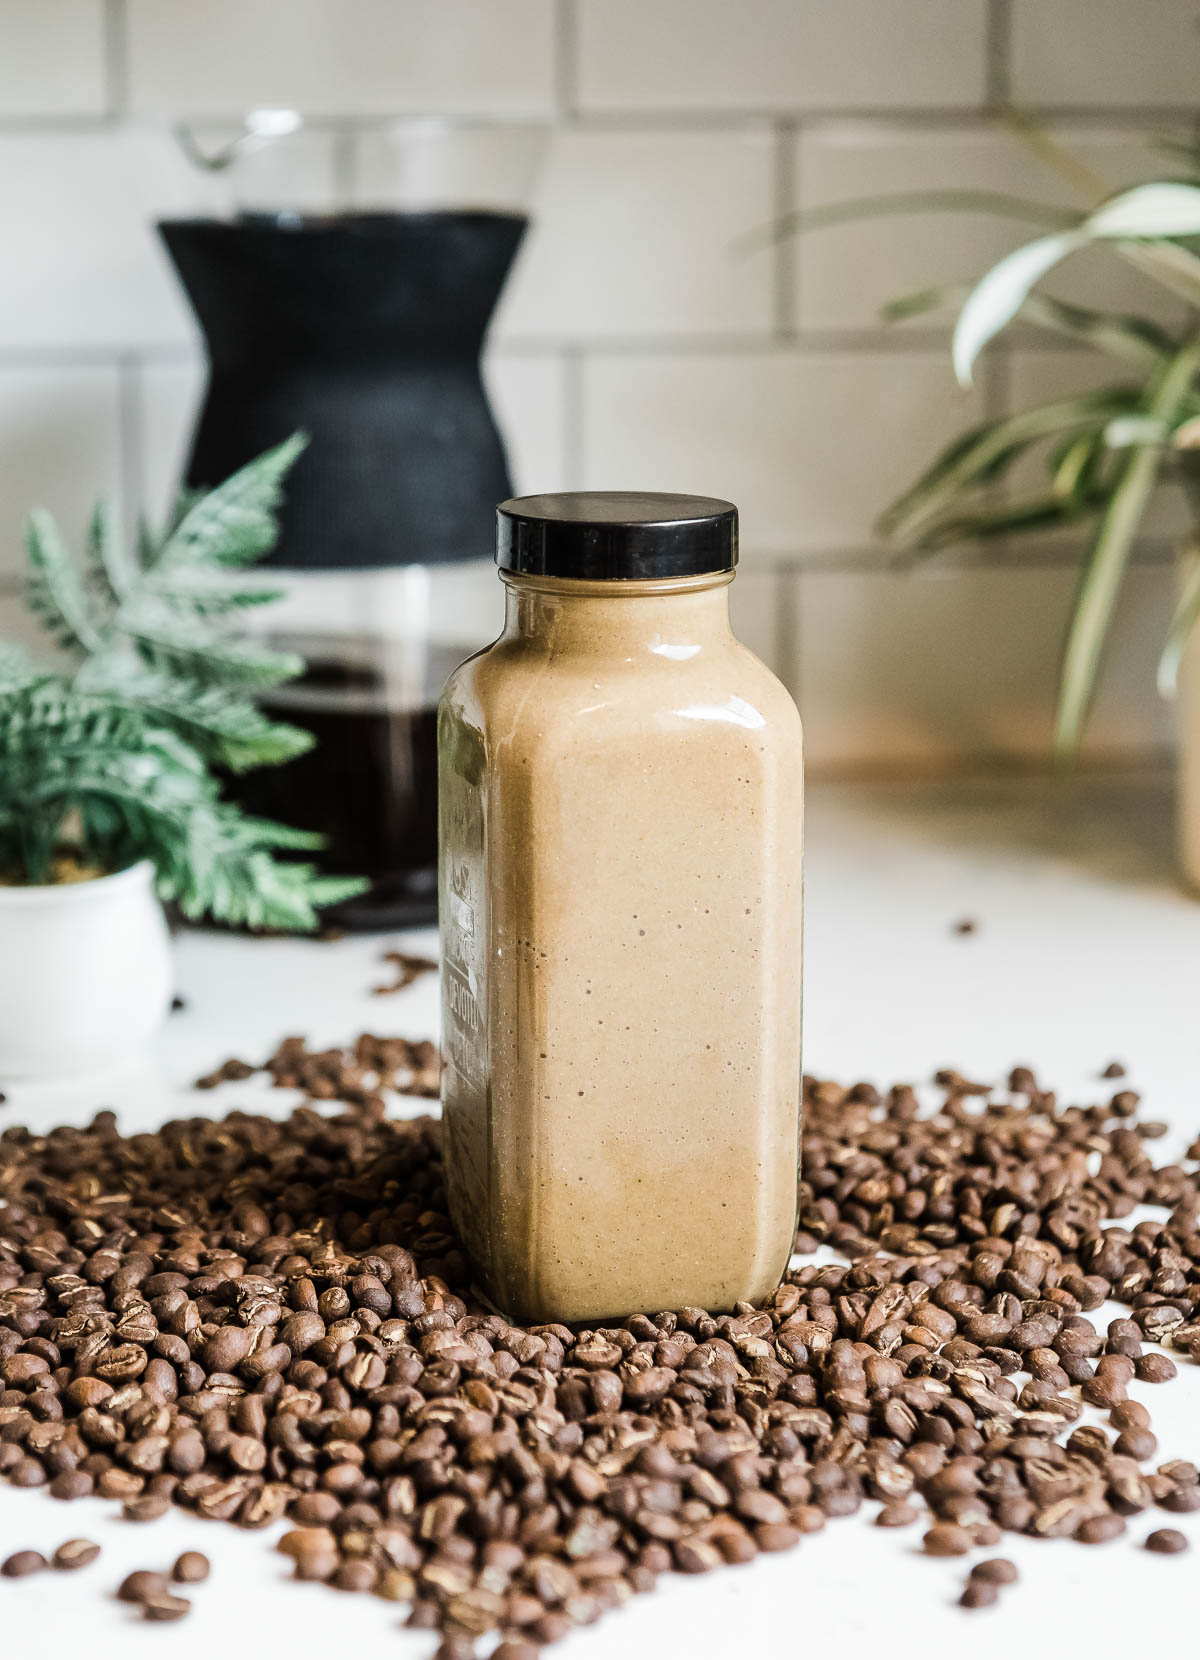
(1181, 550), (1200, 894)
(0, 859), (173, 1080)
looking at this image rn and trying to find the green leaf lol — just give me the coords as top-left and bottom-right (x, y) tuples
(739, 189), (1077, 254)
(1055, 331), (1200, 757)
(880, 388), (1138, 542)
(884, 282), (1172, 369)
(157, 432), (308, 570)
(898, 496), (1098, 555)
(1117, 240), (1200, 307)
(953, 230), (1087, 384)
(84, 664), (314, 771)
(119, 605), (304, 688)
(85, 498), (133, 610)
(1158, 543), (1200, 697)
(1086, 181), (1200, 237)
(24, 509), (106, 655)
(142, 570), (289, 615)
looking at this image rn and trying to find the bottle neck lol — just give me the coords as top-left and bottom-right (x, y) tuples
(500, 570), (735, 656)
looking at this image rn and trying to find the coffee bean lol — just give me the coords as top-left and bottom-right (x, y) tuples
(970, 1559), (1018, 1586)
(1146, 1529), (1188, 1554)
(142, 1591), (191, 1622)
(9, 1458), (46, 1488)
(172, 1552), (210, 1584)
(960, 1580), (998, 1609)
(924, 1524), (972, 1557)
(1159, 1486), (1200, 1514)
(52, 1539), (101, 1571)
(2, 1550), (47, 1578)
(48, 1470), (93, 1501)
(1, 1054), (1198, 1652)
(117, 1570), (170, 1603)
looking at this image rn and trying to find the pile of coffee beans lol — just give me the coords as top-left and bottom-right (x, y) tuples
(0, 1058), (1197, 1657)
(194, 1031), (441, 1102)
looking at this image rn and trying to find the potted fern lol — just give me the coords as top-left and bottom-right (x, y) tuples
(779, 142), (1200, 889)
(0, 436), (364, 1079)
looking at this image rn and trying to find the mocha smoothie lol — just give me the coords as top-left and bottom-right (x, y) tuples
(438, 494), (803, 1323)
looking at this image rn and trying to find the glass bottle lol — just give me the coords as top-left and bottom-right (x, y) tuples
(438, 493), (804, 1322)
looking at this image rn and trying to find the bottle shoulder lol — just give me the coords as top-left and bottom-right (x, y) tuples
(441, 635), (803, 762)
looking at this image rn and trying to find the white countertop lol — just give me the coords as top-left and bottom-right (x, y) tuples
(3, 774), (1199, 1658)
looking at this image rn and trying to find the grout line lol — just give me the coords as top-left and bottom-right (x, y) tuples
(771, 118), (798, 341)
(102, 0), (129, 122)
(985, 0), (1013, 109)
(0, 345), (198, 371)
(555, 0), (578, 122)
(0, 107), (1182, 138)
(561, 346), (584, 489)
(553, 105), (1194, 131)
(116, 352), (144, 530)
(759, 538), (1176, 575)
(0, 332), (1107, 372)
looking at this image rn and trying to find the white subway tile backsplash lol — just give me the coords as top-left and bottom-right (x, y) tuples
(729, 566), (785, 679)
(576, 0), (988, 112)
(1011, 0), (1200, 109)
(483, 350), (571, 494)
(0, 0), (107, 118)
(580, 349), (974, 557)
(494, 129), (774, 340)
(796, 562), (1175, 770)
(795, 125), (1188, 336)
(0, 364), (122, 579)
(0, 132), (213, 349)
(0, 592), (51, 659)
(0, 1), (1184, 772)
(127, 0), (557, 118)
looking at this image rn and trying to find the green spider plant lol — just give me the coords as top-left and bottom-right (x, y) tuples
(769, 139), (1200, 759)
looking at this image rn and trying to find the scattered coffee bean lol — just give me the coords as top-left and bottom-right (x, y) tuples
(960, 1579), (998, 1609)
(1145, 1529), (1189, 1554)
(170, 995), (186, 1013)
(142, 1591), (191, 1622)
(2, 1550), (47, 1578)
(117, 1570), (170, 1604)
(52, 1540), (101, 1571)
(0, 1055), (1197, 1649)
(172, 1552), (209, 1584)
(970, 1559), (1018, 1586)
(1102, 1061), (1126, 1079)
(924, 1524), (973, 1557)
(373, 950), (438, 996)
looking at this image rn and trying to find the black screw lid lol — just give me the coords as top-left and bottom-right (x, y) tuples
(496, 491), (738, 580)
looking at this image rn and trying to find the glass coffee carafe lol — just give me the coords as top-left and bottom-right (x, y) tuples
(160, 115), (545, 927)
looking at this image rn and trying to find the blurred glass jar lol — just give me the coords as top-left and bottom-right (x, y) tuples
(159, 115), (546, 928)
